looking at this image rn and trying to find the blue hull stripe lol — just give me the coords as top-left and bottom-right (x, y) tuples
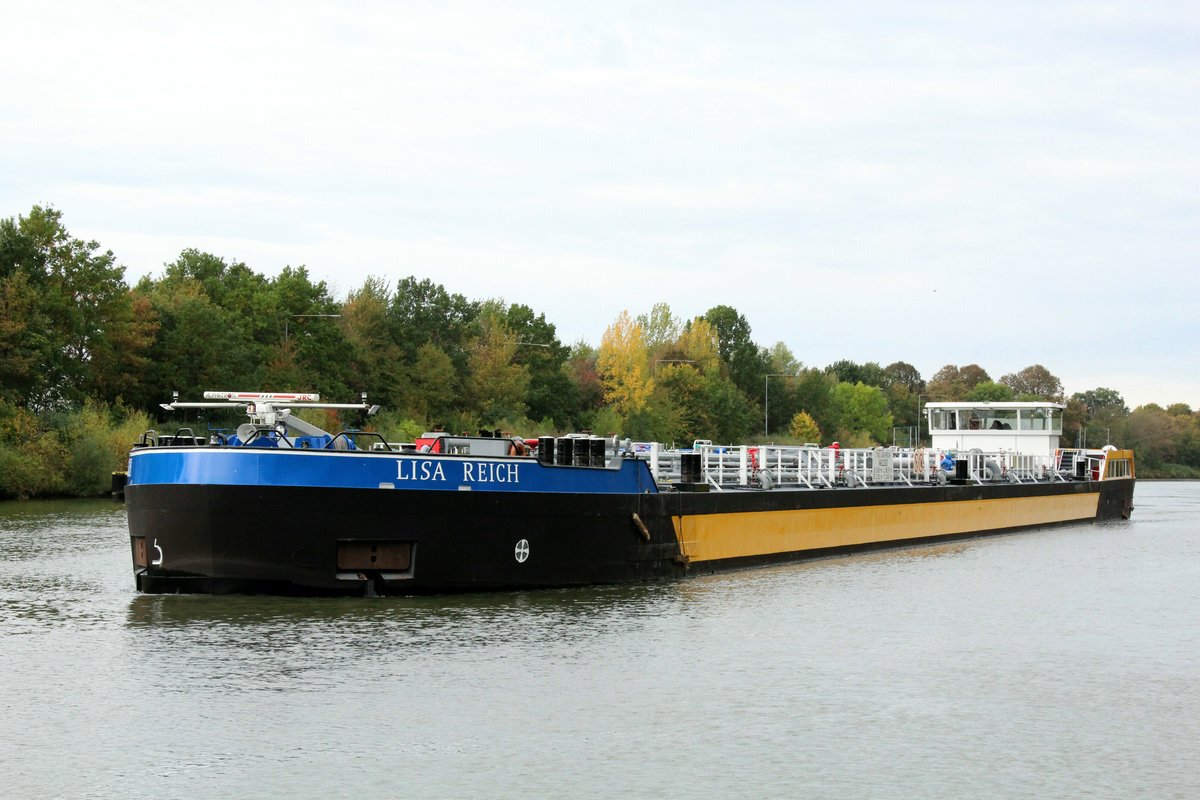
(128, 448), (659, 494)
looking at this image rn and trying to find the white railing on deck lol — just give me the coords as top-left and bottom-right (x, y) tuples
(632, 443), (1099, 489)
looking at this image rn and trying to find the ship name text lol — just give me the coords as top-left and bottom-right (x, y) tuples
(395, 459), (521, 484)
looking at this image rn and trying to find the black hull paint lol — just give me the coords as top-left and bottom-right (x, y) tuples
(126, 478), (1135, 596)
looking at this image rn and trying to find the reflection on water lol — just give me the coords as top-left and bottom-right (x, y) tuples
(1, 484), (1197, 799)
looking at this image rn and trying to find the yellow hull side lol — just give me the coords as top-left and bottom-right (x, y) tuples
(673, 492), (1102, 563)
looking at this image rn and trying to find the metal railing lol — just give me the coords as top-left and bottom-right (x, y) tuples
(633, 442), (1122, 490)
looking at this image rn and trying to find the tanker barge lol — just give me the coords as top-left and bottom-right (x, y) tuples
(125, 393), (1135, 595)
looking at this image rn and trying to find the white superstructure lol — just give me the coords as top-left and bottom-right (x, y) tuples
(926, 401), (1063, 458)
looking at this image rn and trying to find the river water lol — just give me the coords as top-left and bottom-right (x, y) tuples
(0, 482), (1196, 799)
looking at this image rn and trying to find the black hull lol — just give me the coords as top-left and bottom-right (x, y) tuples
(126, 477), (1135, 596)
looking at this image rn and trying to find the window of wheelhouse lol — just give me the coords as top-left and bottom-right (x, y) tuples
(1019, 408), (1047, 430)
(981, 408), (1018, 430)
(929, 409), (957, 430)
(1015, 407), (1062, 433)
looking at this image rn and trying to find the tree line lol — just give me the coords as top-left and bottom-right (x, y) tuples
(2, 206), (1196, 497)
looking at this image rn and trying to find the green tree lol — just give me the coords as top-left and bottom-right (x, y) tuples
(1120, 405), (1175, 469)
(879, 362), (924, 438)
(0, 206), (137, 409)
(407, 342), (458, 422)
(1172, 410), (1200, 470)
(967, 381), (1015, 402)
(263, 266), (353, 398)
(1074, 387), (1130, 418)
(761, 344), (804, 436)
(829, 381), (893, 445)
(788, 369), (838, 441)
(703, 305), (769, 401)
(505, 303), (577, 428)
(647, 362), (701, 443)
(341, 277), (402, 407)
(388, 276), (478, 372)
(1070, 387), (1129, 448)
(465, 306), (530, 423)
(137, 278), (254, 401)
(157, 249), (271, 348)
(826, 360), (887, 388)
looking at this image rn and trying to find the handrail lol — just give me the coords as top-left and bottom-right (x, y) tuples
(323, 430), (392, 452)
(170, 427), (203, 446)
(639, 442), (1124, 490)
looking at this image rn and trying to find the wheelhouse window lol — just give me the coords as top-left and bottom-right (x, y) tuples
(979, 408), (1018, 430)
(930, 409), (957, 430)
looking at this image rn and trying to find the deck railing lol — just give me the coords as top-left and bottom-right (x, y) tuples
(635, 443), (1128, 489)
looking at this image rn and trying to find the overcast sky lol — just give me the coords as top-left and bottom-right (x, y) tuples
(3, 2), (1197, 407)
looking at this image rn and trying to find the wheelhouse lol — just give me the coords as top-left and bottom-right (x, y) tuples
(926, 401), (1064, 457)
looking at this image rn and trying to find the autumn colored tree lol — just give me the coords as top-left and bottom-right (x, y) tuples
(1001, 364), (1064, 401)
(677, 318), (722, 374)
(927, 364), (991, 401)
(788, 411), (821, 443)
(597, 310), (654, 418)
(883, 361), (925, 394)
(568, 341), (605, 415)
(85, 290), (159, 407)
